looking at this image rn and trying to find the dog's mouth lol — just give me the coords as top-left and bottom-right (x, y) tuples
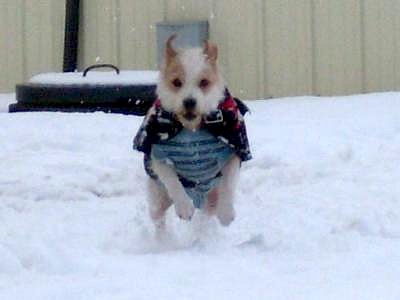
(176, 109), (202, 130)
(183, 111), (198, 121)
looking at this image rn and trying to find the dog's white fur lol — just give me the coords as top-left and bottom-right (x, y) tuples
(157, 48), (225, 116)
(148, 35), (240, 229)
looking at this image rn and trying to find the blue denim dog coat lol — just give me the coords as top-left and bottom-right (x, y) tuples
(151, 128), (234, 208)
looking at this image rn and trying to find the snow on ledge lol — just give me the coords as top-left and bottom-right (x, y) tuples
(29, 71), (159, 86)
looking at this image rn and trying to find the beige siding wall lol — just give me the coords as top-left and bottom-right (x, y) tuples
(0, 0), (65, 92)
(264, 0), (313, 97)
(313, 0), (363, 95)
(2, 0), (400, 100)
(363, 0), (400, 92)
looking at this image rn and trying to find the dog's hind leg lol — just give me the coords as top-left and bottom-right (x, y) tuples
(204, 188), (218, 216)
(147, 178), (172, 234)
(216, 155), (241, 226)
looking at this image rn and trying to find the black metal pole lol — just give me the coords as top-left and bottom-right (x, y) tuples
(63, 0), (80, 72)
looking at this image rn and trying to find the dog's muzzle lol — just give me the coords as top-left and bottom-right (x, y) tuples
(182, 98), (198, 121)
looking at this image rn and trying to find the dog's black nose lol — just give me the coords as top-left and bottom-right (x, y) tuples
(183, 98), (197, 110)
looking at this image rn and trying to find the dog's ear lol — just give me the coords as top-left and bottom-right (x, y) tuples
(203, 40), (218, 64)
(165, 34), (178, 64)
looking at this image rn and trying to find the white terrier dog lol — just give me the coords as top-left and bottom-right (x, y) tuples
(134, 35), (251, 231)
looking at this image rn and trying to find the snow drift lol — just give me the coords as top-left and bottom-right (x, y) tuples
(1, 92), (400, 299)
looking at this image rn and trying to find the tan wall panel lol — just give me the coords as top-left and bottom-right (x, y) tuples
(392, 0), (400, 91)
(0, 0), (65, 92)
(395, 1), (400, 89)
(23, 0), (65, 78)
(165, 0), (213, 21)
(363, 0), (399, 92)
(79, 0), (97, 68)
(51, 0), (66, 70)
(0, 2), (6, 90)
(313, 0), (363, 96)
(118, 0), (163, 70)
(79, 0), (119, 68)
(264, 0), (313, 98)
(0, 0), (24, 91)
(212, 0), (262, 99)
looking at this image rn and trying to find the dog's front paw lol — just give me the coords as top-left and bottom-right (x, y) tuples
(174, 197), (195, 221)
(217, 204), (236, 226)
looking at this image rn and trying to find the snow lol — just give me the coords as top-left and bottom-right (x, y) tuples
(0, 93), (14, 112)
(1, 92), (400, 299)
(29, 70), (159, 85)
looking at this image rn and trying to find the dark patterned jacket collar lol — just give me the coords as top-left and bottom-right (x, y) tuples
(133, 89), (252, 178)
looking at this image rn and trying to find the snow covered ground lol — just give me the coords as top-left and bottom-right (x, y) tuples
(0, 94), (14, 113)
(1, 92), (400, 299)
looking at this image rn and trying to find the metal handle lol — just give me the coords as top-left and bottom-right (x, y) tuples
(83, 64), (120, 77)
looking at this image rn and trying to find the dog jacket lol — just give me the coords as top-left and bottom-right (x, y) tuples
(133, 89), (252, 208)
(151, 128), (235, 208)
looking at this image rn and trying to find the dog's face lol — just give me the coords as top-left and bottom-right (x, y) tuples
(156, 35), (225, 130)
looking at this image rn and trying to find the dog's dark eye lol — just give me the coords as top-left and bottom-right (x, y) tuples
(199, 79), (209, 89)
(172, 78), (182, 88)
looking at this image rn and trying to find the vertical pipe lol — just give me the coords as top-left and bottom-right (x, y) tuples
(63, 0), (80, 72)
